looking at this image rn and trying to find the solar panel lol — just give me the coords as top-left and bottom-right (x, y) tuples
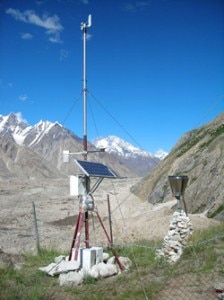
(74, 160), (117, 178)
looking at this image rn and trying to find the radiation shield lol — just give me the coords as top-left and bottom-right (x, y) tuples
(63, 150), (70, 163)
(168, 176), (189, 198)
(168, 175), (189, 214)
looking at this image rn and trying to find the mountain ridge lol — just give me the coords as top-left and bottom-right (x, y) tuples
(0, 112), (162, 178)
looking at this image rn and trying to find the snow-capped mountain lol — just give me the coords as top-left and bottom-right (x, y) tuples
(93, 135), (168, 160)
(0, 112), (85, 170)
(0, 113), (137, 177)
(93, 135), (153, 158)
(0, 113), (63, 147)
(154, 149), (168, 160)
(0, 113), (63, 180)
(93, 135), (162, 176)
(93, 135), (151, 158)
(0, 112), (29, 145)
(0, 113), (167, 178)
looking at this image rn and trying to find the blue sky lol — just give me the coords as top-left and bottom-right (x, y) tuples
(0, 0), (223, 154)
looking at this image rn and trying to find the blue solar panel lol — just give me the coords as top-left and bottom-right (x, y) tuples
(74, 160), (117, 178)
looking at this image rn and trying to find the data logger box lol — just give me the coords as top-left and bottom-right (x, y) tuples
(80, 247), (103, 270)
(69, 175), (90, 196)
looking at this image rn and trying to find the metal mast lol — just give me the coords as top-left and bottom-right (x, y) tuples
(66, 17), (123, 270)
(81, 15), (92, 160)
(80, 15), (92, 248)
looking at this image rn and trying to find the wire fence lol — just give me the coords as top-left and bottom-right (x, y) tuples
(153, 248), (224, 300)
(34, 203), (224, 299)
(1, 198), (224, 300)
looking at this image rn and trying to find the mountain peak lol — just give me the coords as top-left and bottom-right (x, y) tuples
(0, 112), (27, 128)
(0, 113), (64, 147)
(93, 135), (167, 159)
(92, 135), (162, 176)
(93, 135), (149, 158)
(154, 149), (168, 160)
(0, 113), (29, 145)
(8, 112), (27, 126)
(0, 113), (166, 177)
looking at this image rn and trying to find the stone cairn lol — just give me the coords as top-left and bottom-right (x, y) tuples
(156, 210), (193, 264)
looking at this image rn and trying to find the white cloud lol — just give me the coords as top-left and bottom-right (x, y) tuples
(0, 79), (13, 88)
(60, 49), (69, 61)
(123, 3), (135, 12)
(36, 1), (45, 5)
(136, 1), (150, 8)
(86, 33), (92, 41)
(80, 0), (89, 4)
(15, 112), (27, 123)
(81, 33), (92, 42)
(19, 94), (28, 102)
(21, 32), (33, 40)
(6, 8), (63, 43)
(123, 1), (150, 12)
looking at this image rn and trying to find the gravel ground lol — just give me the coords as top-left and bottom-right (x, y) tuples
(0, 177), (220, 255)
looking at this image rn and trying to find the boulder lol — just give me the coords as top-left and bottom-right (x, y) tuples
(39, 259), (80, 276)
(59, 271), (83, 286)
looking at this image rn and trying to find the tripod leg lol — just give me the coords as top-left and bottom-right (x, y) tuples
(84, 211), (89, 248)
(96, 211), (124, 271)
(69, 211), (83, 261)
(73, 212), (84, 261)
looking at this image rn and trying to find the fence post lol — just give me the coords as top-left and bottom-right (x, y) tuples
(32, 201), (40, 254)
(107, 194), (113, 247)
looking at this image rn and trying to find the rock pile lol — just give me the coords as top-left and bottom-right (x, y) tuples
(214, 282), (224, 299)
(156, 210), (193, 264)
(39, 249), (132, 286)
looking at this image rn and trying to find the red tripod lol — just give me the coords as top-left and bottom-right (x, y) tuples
(68, 194), (124, 271)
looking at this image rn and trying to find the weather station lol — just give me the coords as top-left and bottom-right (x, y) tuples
(63, 15), (123, 271)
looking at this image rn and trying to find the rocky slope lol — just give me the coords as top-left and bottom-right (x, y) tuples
(131, 112), (224, 220)
(0, 136), (62, 180)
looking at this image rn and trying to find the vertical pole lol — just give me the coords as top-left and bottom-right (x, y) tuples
(176, 196), (181, 212)
(81, 17), (91, 247)
(182, 195), (188, 215)
(176, 195), (188, 214)
(32, 201), (40, 254)
(83, 23), (87, 160)
(107, 194), (113, 247)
